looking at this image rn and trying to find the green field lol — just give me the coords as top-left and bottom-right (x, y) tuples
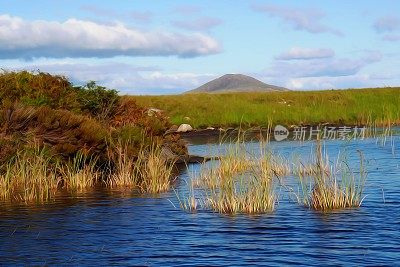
(132, 88), (400, 128)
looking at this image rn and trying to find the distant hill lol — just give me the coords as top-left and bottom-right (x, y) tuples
(185, 74), (288, 93)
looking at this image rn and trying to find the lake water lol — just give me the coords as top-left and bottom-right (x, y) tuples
(0, 135), (399, 266)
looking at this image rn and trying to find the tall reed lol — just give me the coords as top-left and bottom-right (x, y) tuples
(297, 141), (367, 211)
(61, 153), (99, 192)
(109, 144), (140, 188)
(138, 143), (177, 194)
(205, 159), (275, 214)
(0, 147), (58, 203)
(188, 135), (276, 214)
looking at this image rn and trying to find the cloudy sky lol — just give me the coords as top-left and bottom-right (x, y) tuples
(1, 0), (399, 94)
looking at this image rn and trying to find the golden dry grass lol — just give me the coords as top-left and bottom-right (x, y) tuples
(297, 142), (367, 211)
(0, 148), (58, 203)
(184, 138), (276, 214)
(138, 143), (176, 194)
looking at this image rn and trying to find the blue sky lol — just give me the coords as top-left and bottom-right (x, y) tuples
(1, 0), (399, 94)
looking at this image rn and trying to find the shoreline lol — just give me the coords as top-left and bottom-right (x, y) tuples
(177, 124), (399, 145)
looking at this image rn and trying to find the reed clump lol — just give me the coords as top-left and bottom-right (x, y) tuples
(138, 143), (176, 194)
(205, 159), (276, 214)
(175, 180), (202, 212)
(0, 142), (178, 203)
(108, 142), (177, 194)
(297, 141), (367, 211)
(0, 147), (58, 203)
(187, 138), (276, 214)
(108, 145), (140, 188)
(60, 153), (99, 192)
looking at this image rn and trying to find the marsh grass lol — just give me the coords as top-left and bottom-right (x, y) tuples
(0, 141), (178, 203)
(186, 135), (276, 214)
(297, 141), (367, 211)
(0, 147), (58, 203)
(138, 143), (177, 194)
(107, 142), (178, 194)
(205, 160), (276, 214)
(109, 144), (140, 188)
(192, 133), (254, 189)
(174, 179), (203, 212)
(61, 153), (99, 193)
(293, 161), (331, 177)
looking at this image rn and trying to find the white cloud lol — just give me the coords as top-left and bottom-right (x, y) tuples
(267, 51), (381, 78)
(172, 17), (222, 31)
(267, 58), (365, 78)
(382, 34), (400, 42)
(373, 15), (400, 42)
(252, 4), (343, 36)
(259, 51), (387, 89)
(12, 62), (216, 94)
(276, 47), (335, 60)
(0, 14), (221, 59)
(373, 15), (400, 33)
(283, 74), (398, 90)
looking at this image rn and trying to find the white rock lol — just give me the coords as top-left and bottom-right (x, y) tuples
(146, 108), (163, 116)
(177, 124), (193, 132)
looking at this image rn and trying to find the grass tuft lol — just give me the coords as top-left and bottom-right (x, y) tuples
(297, 141), (367, 211)
(0, 147), (58, 203)
(186, 136), (276, 214)
(138, 143), (176, 194)
(61, 153), (99, 193)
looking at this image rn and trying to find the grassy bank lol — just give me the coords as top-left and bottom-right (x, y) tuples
(132, 88), (400, 128)
(0, 70), (186, 203)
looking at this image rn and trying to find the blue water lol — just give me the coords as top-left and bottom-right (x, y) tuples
(0, 137), (399, 266)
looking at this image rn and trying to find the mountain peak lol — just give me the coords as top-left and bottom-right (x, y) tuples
(186, 74), (288, 93)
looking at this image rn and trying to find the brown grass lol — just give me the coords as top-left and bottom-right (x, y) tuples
(297, 141), (367, 211)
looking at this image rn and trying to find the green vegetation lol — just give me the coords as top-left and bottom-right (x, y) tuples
(132, 88), (400, 128)
(0, 70), (185, 203)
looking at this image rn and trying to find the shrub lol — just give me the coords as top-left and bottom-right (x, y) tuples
(77, 81), (120, 121)
(0, 70), (79, 110)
